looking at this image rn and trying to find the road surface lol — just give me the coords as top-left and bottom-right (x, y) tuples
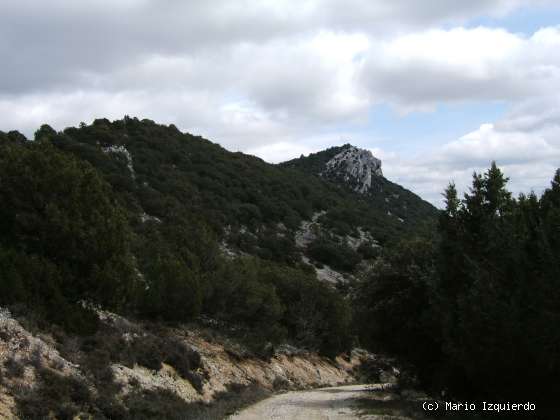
(229, 384), (403, 420)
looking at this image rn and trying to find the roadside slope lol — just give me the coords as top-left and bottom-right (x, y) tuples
(0, 308), (370, 418)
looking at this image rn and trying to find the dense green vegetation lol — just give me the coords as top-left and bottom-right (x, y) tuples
(354, 163), (560, 418)
(5, 118), (434, 356)
(52, 117), (333, 233)
(307, 235), (363, 271)
(0, 136), (136, 333)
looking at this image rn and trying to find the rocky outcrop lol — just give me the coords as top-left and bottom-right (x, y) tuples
(294, 211), (325, 248)
(322, 146), (382, 194)
(295, 212), (378, 284)
(0, 308), (85, 418)
(102, 144), (135, 179)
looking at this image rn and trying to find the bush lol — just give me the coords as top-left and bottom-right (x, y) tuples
(4, 357), (25, 378)
(17, 368), (93, 419)
(125, 388), (193, 420)
(139, 252), (202, 323)
(353, 238), (441, 371)
(161, 337), (203, 391)
(0, 140), (136, 330)
(203, 257), (353, 356)
(357, 242), (380, 260)
(307, 236), (362, 272)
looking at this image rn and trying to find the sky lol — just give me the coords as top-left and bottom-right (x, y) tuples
(1, 1), (560, 206)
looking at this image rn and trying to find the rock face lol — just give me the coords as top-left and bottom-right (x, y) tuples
(323, 146), (382, 194)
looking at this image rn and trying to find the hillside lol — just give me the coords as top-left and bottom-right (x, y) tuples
(49, 119), (437, 247)
(49, 119), (437, 278)
(0, 116), (438, 348)
(0, 118), (436, 418)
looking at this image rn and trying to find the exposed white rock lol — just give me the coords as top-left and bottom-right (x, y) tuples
(102, 144), (135, 179)
(301, 255), (347, 284)
(0, 307), (87, 418)
(0, 307), (80, 374)
(315, 264), (346, 284)
(140, 212), (161, 223)
(295, 211), (325, 248)
(111, 363), (199, 401)
(219, 241), (243, 259)
(345, 227), (379, 251)
(323, 146), (382, 194)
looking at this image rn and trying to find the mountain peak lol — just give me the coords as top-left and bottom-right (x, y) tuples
(322, 145), (382, 194)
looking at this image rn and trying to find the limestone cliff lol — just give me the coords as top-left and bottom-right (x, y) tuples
(322, 146), (382, 194)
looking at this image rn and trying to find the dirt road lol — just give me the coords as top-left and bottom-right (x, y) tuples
(229, 384), (402, 420)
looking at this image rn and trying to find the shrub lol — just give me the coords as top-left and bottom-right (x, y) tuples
(139, 252), (202, 323)
(4, 357), (24, 378)
(357, 242), (380, 260)
(17, 368), (93, 419)
(161, 337), (203, 391)
(0, 140), (136, 330)
(307, 237), (362, 272)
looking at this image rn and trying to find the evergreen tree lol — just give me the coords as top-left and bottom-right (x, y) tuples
(357, 163), (560, 418)
(0, 140), (136, 329)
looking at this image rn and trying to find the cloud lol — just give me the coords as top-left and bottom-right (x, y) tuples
(441, 123), (559, 166)
(382, 98), (560, 206)
(1, 1), (560, 206)
(359, 26), (560, 110)
(1, 1), (552, 94)
(245, 142), (316, 163)
(7, 25), (559, 136)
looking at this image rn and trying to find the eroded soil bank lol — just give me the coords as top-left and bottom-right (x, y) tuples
(0, 308), (382, 418)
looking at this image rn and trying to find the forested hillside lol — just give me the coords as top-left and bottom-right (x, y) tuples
(50, 118), (436, 246)
(0, 117), (436, 358)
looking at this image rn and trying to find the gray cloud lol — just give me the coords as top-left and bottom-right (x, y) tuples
(1, 0), (560, 205)
(1, 0), (545, 94)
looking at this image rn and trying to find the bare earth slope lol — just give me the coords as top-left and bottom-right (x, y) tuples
(0, 308), (370, 417)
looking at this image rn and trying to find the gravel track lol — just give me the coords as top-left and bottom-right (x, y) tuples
(228, 384), (393, 420)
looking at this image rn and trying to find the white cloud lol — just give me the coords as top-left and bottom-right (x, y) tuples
(359, 26), (560, 110)
(442, 123), (559, 166)
(245, 142), (316, 163)
(1, 1), (560, 206)
(382, 98), (560, 206)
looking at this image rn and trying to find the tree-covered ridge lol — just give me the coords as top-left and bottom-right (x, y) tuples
(49, 117), (332, 233)
(41, 117), (436, 252)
